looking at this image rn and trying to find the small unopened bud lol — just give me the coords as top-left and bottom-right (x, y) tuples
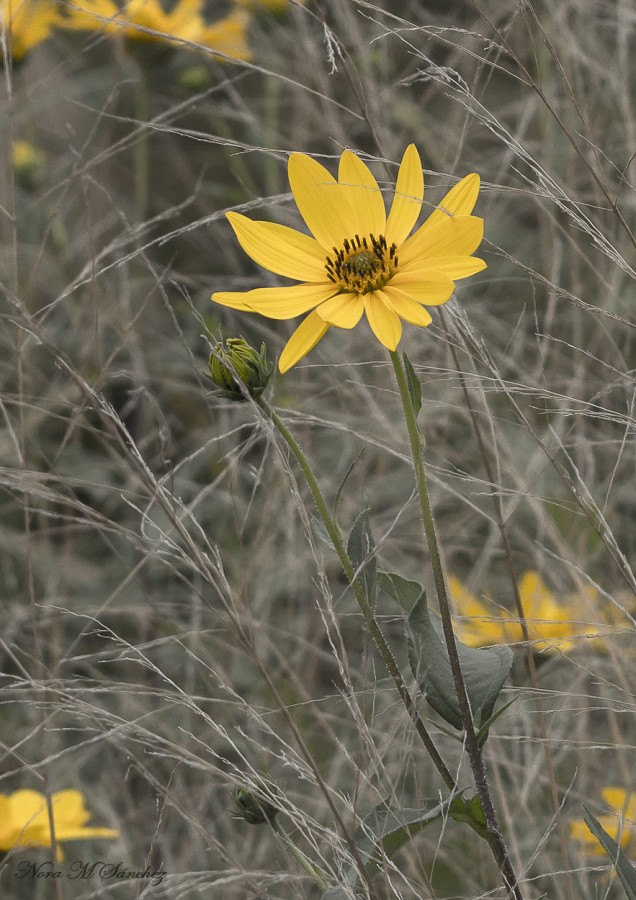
(12, 141), (45, 191)
(209, 337), (273, 402)
(178, 64), (212, 93)
(233, 778), (283, 825)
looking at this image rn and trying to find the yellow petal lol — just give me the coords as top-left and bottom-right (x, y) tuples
(499, 618), (526, 644)
(425, 173), (481, 230)
(7, 790), (49, 829)
(386, 144), (424, 246)
(49, 790), (91, 827)
(592, 815), (631, 847)
(389, 269), (455, 305)
(0, 789), (117, 856)
(316, 293), (364, 328)
(288, 153), (357, 252)
(363, 292), (402, 350)
(199, 10), (251, 60)
(449, 576), (487, 616)
(337, 151), (386, 239)
(169, 0), (203, 28)
(518, 571), (551, 616)
(244, 283), (335, 319)
(0, 790), (49, 849)
(50, 825), (119, 841)
(279, 310), (330, 372)
(569, 818), (606, 850)
(422, 256), (487, 279)
(212, 290), (254, 311)
(399, 216), (484, 268)
(226, 212), (327, 280)
(58, 1), (120, 32)
(602, 788), (632, 814)
(382, 288), (433, 327)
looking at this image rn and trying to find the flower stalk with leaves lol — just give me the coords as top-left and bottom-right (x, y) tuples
(210, 146), (525, 898)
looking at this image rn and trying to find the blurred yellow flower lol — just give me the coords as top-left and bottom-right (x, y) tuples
(198, 9), (251, 60)
(0, 789), (118, 860)
(212, 144), (486, 372)
(235, 0), (303, 10)
(11, 139), (45, 189)
(450, 571), (602, 652)
(570, 788), (636, 853)
(12, 139), (44, 171)
(57, 0), (121, 35)
(119, 0), (203, 42)
(0, 0), (60, 61)
(60, 0), (251, 59)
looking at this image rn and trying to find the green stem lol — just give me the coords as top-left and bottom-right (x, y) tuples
(389, 350), (524, 900)
(256, 397), (456, 793)
(271, 818), (331, 892)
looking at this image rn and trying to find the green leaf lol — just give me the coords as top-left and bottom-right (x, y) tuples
(406, 589), (513, 732)
(321, 796), (454, 899)
(582, 804), (636, 898)
(334, 450), (366, 521)
(377, 570), (423, 612)
(402, 351), (422, 415)
(347, 510), (377, 603)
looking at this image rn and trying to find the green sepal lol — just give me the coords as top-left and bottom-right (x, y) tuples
(402, 351), (422, 415)
(321, 796), (456, 899)
(582, 804), (636, 898)
(406, 589), (513, 732)
(207, 337), (273, 402)
(347, 510), (377, 604)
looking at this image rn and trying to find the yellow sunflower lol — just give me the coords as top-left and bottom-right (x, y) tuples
(235, 0), (303, 10)
(212, 144), (486, 372)
(0, 789), (118, 861)
(0, 0), (61, 61)
(450, 571), (603, 652)
(570, 788), (636, 853)
(60, 0), (251, 58)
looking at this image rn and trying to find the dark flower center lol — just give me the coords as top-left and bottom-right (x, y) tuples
(325, 233), (398, 294)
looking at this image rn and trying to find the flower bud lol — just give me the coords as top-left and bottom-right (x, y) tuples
(233, 778), (282, 825)
(178, 64), (212, 93)
(208, 337), (273, 402)
(12, 141), (45, 191)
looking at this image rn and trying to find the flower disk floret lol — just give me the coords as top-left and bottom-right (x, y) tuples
(212, 144), (487, 372)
